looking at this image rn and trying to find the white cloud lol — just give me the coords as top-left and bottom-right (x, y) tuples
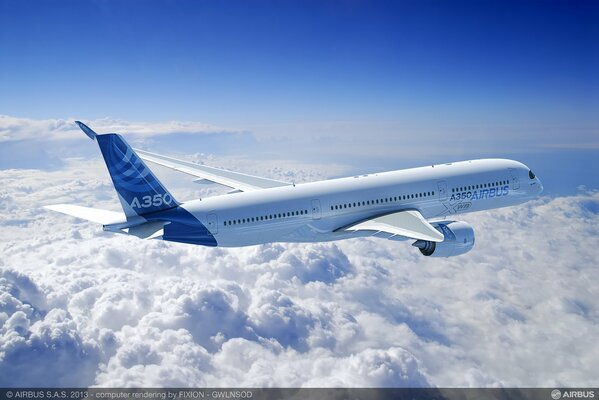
(0, 115), (236, 143)
(1, 157), (598, 388)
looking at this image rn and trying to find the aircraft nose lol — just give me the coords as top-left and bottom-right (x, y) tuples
(527, 168), (542, 195)
(530, 177), (543, 195)
(536, 178), (543, 194)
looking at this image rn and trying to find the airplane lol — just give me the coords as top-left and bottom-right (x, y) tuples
(45, 121), (543, 257)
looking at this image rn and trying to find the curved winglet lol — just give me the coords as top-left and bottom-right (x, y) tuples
(75, 120), (97, 140)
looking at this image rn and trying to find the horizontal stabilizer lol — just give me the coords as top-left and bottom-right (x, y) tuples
(135, 149), (291, 192)
(339, 210), (444, 242)
(125, 220), (168, 239)
(44, 204), (126, 225)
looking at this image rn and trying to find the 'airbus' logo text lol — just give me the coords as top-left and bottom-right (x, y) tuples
(450, 185), (509, 202)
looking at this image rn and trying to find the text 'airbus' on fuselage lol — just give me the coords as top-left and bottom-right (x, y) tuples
(45, 122), (543, 257)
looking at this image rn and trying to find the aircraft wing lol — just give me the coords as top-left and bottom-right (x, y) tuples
(338, 210), (444, 242)
(135, 149), (291, 192)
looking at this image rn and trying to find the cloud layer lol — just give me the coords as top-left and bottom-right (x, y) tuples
(1, 157), (598, 387)
(0, 115), (238, 143)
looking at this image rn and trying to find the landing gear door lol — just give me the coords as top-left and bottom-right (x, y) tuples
(311, 199), (321, 220)
(509, 168), (520, 190)
(207, 212), (218, 234)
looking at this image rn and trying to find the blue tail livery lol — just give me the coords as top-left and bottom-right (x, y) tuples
(75, 121), (179, 218)
(46, 121), (217, 247)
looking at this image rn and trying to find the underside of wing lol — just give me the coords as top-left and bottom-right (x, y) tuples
(135, 149), (291, 192)
(338, 209), (444, 242)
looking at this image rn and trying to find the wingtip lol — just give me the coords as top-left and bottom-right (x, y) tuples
(75, 120), (97, 140)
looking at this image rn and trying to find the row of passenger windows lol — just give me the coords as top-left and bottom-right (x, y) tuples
(224, 209), (309, 226)
(330, 191), (436, 211)
(452, 180), (509, 193)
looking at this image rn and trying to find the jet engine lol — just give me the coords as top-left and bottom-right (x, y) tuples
(413, 221), (475, 257)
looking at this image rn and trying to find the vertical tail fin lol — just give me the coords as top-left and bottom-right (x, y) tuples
(75, 121), (178, 218)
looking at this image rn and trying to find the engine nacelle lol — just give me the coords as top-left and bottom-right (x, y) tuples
(413, 221), (475, 257)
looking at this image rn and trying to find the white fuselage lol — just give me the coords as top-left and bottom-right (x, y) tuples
(179, 159), (542, 247)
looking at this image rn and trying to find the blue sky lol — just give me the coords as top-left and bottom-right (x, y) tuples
(1, 0), (598, 193)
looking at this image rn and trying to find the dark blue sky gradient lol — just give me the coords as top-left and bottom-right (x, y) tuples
(1, 0), (598, 193)
(1, 0), (597, 122)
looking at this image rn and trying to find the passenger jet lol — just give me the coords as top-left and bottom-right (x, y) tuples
(45, 122), (543, 257)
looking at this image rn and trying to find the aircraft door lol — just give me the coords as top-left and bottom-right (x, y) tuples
(207, 212), (218, 234)
(311, 199), (322, 220)
(437, 181), (448, 201)
(508, 168), (520, 190)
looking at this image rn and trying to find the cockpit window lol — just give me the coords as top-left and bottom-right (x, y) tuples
(529, 170), (536, 179)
